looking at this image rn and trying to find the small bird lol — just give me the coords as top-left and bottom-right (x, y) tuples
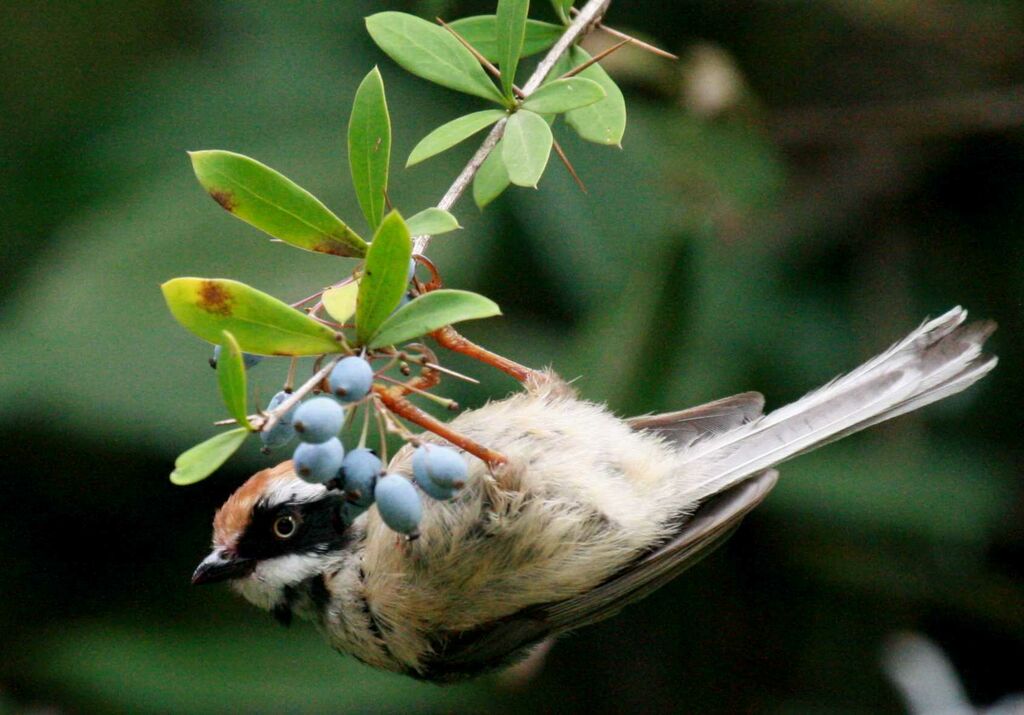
(192, 307), (996, 682)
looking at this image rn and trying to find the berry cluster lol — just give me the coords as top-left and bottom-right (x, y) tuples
(249, 355), (470, 538)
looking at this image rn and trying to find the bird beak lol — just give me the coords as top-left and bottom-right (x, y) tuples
(191, 549), (255, 585)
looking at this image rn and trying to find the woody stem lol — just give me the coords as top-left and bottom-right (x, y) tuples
(430, 325), (535, 382)
(373, 385), (507, 466)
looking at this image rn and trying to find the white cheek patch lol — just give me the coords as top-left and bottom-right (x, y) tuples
(231, 553), (325, 612)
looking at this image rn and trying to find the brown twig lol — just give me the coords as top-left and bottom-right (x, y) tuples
(373, 385), (506, 465)
(431, 325), (535, 382)
(378, 374), (459, 410)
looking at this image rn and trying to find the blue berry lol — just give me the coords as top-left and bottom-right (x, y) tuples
(210, 344), (262, 370)
(374, 475), (422, 535)
(415, 445), (468, 489)
(293, 437), (344, 483)
(260, 390), (297, 449)
(341, 448), (382, 507)
(292, 397), (344, 443)
(328, 356), (374, 403)
(414, 467), (454, 501)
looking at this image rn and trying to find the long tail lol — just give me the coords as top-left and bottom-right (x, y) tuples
(681, 307), (997, 502)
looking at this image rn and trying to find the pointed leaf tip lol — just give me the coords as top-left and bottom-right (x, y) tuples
(217, 330), (251, 430)
(355, 211), (413, 345)
(189, 150), (367, 257)
(349, 67), (392, 231)
(162, 277), (343, 355)
(368, 289), (501, 348)
(170, 428), (249, 485)
(365, 12), (504, 104)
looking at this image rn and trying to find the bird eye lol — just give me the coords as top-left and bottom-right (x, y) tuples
(273, 515), (297, 539)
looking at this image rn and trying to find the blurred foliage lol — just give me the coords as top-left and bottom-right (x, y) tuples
(1, 1), (1022, 713)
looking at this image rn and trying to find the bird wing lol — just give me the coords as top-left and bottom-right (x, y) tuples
(627, 392), (765, 448)
(417, 468), (778, 682)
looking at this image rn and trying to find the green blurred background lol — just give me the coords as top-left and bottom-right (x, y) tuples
(2, 1), (1022, 712)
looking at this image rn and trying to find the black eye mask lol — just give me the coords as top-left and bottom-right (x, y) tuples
(235, 493), (350, 561)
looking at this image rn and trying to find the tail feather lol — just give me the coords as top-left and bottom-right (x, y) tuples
(681, 307), (997, 502)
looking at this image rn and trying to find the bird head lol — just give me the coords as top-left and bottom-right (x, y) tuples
(192, 461), (353, 624)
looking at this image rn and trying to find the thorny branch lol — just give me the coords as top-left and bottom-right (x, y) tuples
(256, 1), (616, 443)
(414, 0), (614, 256)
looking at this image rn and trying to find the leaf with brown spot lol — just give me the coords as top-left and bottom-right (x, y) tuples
(162, 277), (344, 356)
(189, 150), (368, 258)
(199, 280), (233, 316)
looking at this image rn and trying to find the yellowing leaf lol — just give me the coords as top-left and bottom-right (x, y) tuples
(322, 281), (360, 324)
(162, 278), (343, 355)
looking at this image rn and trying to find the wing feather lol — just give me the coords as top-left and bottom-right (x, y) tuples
(419, 469), (779, 681)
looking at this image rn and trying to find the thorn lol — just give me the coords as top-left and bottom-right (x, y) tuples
(422, 361), (480, 384)
(559, 38), (633, 79)
(552, 139), (587, 193)
(569, 8), (678, 60)
(437, 18), (503, 81)
(596, 25), (677, 60)
(377, 374), (460, 410)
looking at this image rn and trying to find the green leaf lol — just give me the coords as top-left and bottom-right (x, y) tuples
(448, 16), (562, 62)
(170, 428), (249, 485)
(322, 281), (359, 324)
(521, 77), (605, 114)
(348, 67), (391, 231)
(496, 0), (530, 99)
(406, 208), (461, 236)
(502, 110), (552, 187)
(356, 211), (412, 345)
(368, 290), (502, 349)
(188, 150), (367, 257)
(562, 47), (626, 146)
(217, 330), (251, 429)
(162, 277), (343, 355)
(473, 141), (511, 208)
(406, 109), (506, 167)
(549, 0), (573, 23)
(365, 12), (504, 104)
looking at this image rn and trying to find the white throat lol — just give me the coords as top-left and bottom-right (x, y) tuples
(232, 552), (331, 612)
